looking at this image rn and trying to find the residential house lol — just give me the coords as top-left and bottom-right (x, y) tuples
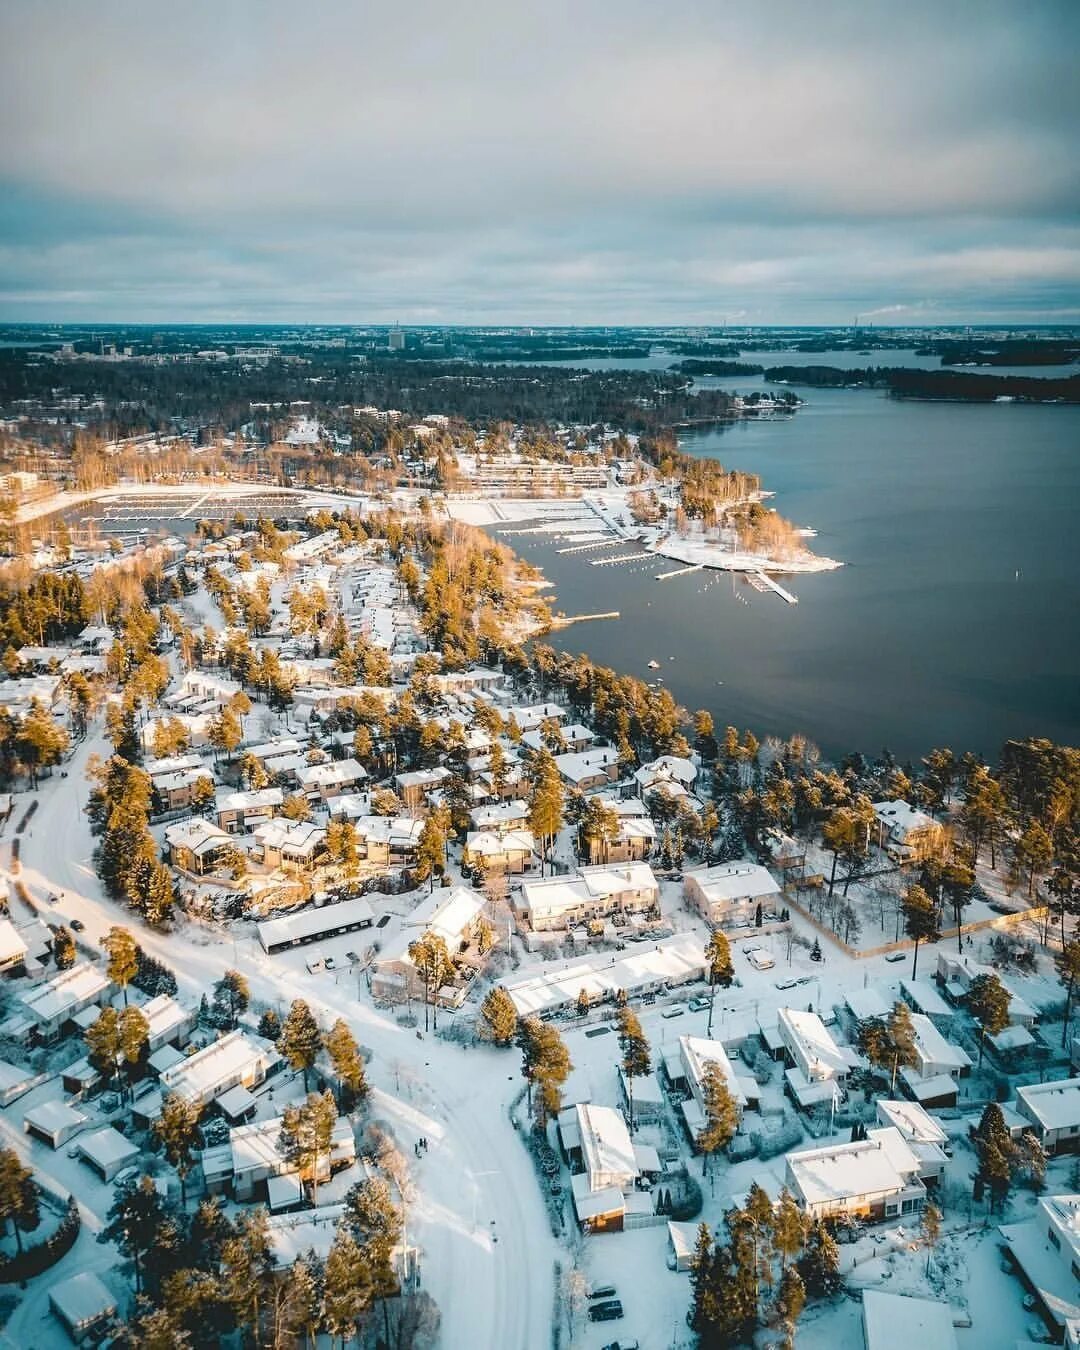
(202, 1111), (356, 1202)
(21, 963), (112, 1043)
(1017, 1078), (1080, 1154)
(254, 820), (328, 875)
(463, 828), (536, 874)
(875, 1100), (950, 1183)
(559, 1102), (643, 1233)
(216, 787), (284, 834)
(999, 1195), (1080, 1334)
(777, 1006), (859, 1109)
(872, 799), (945, 861)
(674, 1034), (747, 1142)
(514, 862), (659, 933)
(395, 766), (452, 810)
(370, 886), (487, 1003)
(553, 747), (620, 791)
(296, 758), (368, 803)
(862, 1290), (959, 1350)
(159, 1031), (280, 1112)
(634, 755), (697, 797)
(258, 895), (375, 955)
(683, 862), (782, 930)
(897, 1011), (973, 1109)
(785, 1127), (926, 1222)
(165, 818), (234, 875)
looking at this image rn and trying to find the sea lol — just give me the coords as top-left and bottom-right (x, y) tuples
(502, 350), (1080, 764)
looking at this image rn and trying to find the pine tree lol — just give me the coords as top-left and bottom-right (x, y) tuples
(528, 748), (564, 876)
(902, 883), (939, 979)
(479, 986), (518, 1046)
(689, 1221), (717, 1335)
(920, 1201), (942, 1274)
(774, 1265), (806, 1340)
(772, 1185), (807, 1271)
(52, 924), (76, 970)
(798, 1218), (841, 1298)
(279, 999), (323, 1092)
(220, 1206), (273, 1345)
(104, 925), (139, 1005)
(324, 1018), (368, 1110)
(281, 1090), (338, 1206)
(706, 927), (734, 1034)
(323, 1225), (373, 1345)
(617, 1005), (651, 1132)
(211, 969), (250, 1030)
(100, 1176), (167, 1295)
(697, 1062), (739, 1179)
(965, 972), (1012, 1065)
(517, 1016), (572, 1126)
(0, 1147), (38, 1255)
(257, 1008), (282, 1041)
(154, 1093), (201, 1205)
(408, 932), (453, 1032)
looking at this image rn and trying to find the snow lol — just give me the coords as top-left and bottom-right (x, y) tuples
(862, 1288), (960, 1350)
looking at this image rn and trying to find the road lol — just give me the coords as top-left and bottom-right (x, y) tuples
(10, 726), (559, 1350)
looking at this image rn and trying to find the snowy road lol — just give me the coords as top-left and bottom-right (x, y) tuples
(11, 728), (559, 1350)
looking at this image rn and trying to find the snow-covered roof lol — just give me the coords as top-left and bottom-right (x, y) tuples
(75, 1126), (139, 1170)
(844, 987), (892, 1022)
(257, 896), (374, 951)
(49, 1272), (117, 1331)
(140, 994), (192, 1044)
(787, 1127), (921, 1207)
(160, 1031), (277, 1106)
(872, 799), (938, 841)
(862, 1290), (959, 1350)
(519, 862), (658, 921)
(684, 861), (780, 905)
(217, 787), (284, 812)
(778, 1006), (857, 1081)
(635, 754), (696, 787)
(0, 918), (28, 966)
(875, 1099), (948, 1146)
(465, 828), (535, 858)
(552, 747), (618, 784)
(24, 1099), (87, 1136)
(296, 758), (367, 789)
(22, 963), (110, 1023)
(680, 1034), (746, 1108)
(165, 817), (232, 855)
(576, 1102), (636, 1189)
(255, 819), (326, 858)
(910, 1012), (972, 1073)
(1018, 1078), (1080, 1133)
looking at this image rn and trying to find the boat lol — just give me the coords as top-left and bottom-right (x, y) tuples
(647, 660), (660, 670)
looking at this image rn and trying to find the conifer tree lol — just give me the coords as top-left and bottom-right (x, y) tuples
(279, 999), (323, 1091)
(104, 925), (139, 1005)
(154, 1093), (201, 1205)
(479, 986), (518, 1046)
(0, 1148), (38, 1255)
(771, 1185), (807, 1271)
(324, 1018), (368, 1110)
(696, 1061), (739, 1178)
(798, 1218), (841, 1298)
(617, 1005), (651, 1132)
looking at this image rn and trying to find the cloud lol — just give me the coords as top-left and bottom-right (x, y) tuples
(0, 0), (1077, 321)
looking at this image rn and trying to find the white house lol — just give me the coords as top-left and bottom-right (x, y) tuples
(785, 1126), (926, 1222)
(1017, 1078), (1080, 1154)
(875, 1099), (950, 1183)
(777, 1006), (859, 1108)
(861, 1290), (959, 1350)
(159, 1031), (279, 1111)
(1000, 1194), (1080, 1333)
(21, 963), (112, 1042)
(558, 1102), (644, 1233)
(683, 862), (781, 929)
(515, 862), (659, 933)
(676, 1034), (747, 1141)
(872, 799), (944, 860)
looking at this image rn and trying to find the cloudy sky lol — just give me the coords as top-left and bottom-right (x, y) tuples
(1, 0), (1078, 325)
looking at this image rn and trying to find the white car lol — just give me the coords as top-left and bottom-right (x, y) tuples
(747, 949), (776, 971)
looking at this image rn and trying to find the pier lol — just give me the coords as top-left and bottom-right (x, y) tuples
(589, 551), (654, 567)
(749, 570), (799, 604)
(655, 563), (704, 581)
(549, 611), (620, 628)
(556, 538), (617, 554)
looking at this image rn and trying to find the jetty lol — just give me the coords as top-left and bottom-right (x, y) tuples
(655, 563), (704, 581)
(589, 551), (654, 567)
(557, 538), (617, 554)
(549, 611), (620, 628)
(748, 570), (799, 604)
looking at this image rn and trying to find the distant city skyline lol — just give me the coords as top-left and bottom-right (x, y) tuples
(1, 1), (1077, 325)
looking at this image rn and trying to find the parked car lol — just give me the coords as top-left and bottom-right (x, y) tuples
(323, 956), (336, 971)
(775, 978), (798, 991)
(688, 997), (709, 1012)
(588, 1286), (617, 1301)
(70, 919), (85, 932)
(589, 1300), (624, 1323)
(884, 951), (906, 963)
(661, 1005), (685, 1020)
(602, 1341), (639, 1350)
(747, 949), (775, 971)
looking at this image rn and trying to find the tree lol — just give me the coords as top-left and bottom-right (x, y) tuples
(920, 1200), (942, 1274)
(856, 1001), (919, 1091)
(798, 1218), (841, 1298)
(974, 1102), (1017, 1211)
(142, 861), (176, 926)
(617, 1006), (651, 1133)
(341, 1176), (402, 1340)
(689, 1222), (718, 1335)
(257, 1008), (282, 1041)
(0, 1148), (38, 1255)
(409, 932), (453, 1032)
(965, 972), (1012, 1066)
(705, 927), (735, 1035)
(518, 1016), (572, 1126)
(220, 1206), (273, 1346)
(279, 999), (323, 1091)
(208, 707), (242, 763)
(100, 1176), (169, 1295)
(902, 883), (939, 978)
(15, 701), (68, 787)
(280, 1090), (338, 1206)
(118, 1005), (150, 1091)
(774, 1264), (806, 1341)
(1015, 820), (1054, 898)
(414, 816), (446, 891)
(211, 969), (250, 1030)
(1058, 939), (1080, 1047)
(528, 748), (564, 876)
(697, 1061), (739, 1178)
(325, 819), (360, 881)
(53, 924), (76, 970)
(578, 797), (621, 864)
(86, 1006), (124, 1094)
(105, 925), (139, 1006)
(771, 1186), (807, 1271)
(324, 1018), (368, 1110)
(154, 1093), (201, 1205)
(323, 1225), (373, 1346)
(479, 986), (518, 1046)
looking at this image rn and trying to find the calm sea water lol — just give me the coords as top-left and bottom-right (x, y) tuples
(513, 383), (1080, 763)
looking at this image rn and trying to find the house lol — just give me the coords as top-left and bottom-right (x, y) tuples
(258, 895), (375, 954)
(683, 862), (781, 930)
(165, 817), (233, 875)
(872, 800), (945, 861)
(140, 995), (196, 1054)
(203, 1111), (356, 1201)
(296, 758), (368, 803)
(675, 1035), (747, 1142)
(1000, 1195), (1080, 1334)
(552, 747), (620, 791)
(21, 963), (112, 1042)
(634, 755), (697, 796)
(463, 828), (536, 874)
(216, 787), (284, 834)
(395, 766), (452, 809)
(777, 1006), (859, 1104)
(503, 702), (566, 734)
(74, 1126), (140, 1182)
(559, 1102), (640, 1233)
(785, 1127), (926, 1222)
(504, 932), (707, 1018)
(936, 951), (1038, 1025)
(907, 1011), (972, 1087)
(520, 724), (595, 755)
(875, 1100), (950, 1183)
(514, 862), (659, 933)
(49, 1271), (117, 1344)
(469, 799), (530, 834)
(1017, 1078), (1080, 1154)
(861, 1290), (959, 1350)
(152, 768), (214, 814)
(24, 1099), (88, 1149)
(0, 918), (29, 974)
(159, 1031), (280, 1112)
(370, 886), (487, 1003)
(352, 815), (424, 868)
(668, 1220), (701, 1272)
(581, 795), (657, 864)
(255, 820), (328, 875)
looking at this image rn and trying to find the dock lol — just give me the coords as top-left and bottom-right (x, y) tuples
(749, 570), (799, 604)
(549, 611), (620, 628)
(655, 563), (704, 581)
(589, 551), (654, 567)
(557, 538), (618, 554)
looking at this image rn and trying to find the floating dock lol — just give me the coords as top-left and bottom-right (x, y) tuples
(749, 570), (799, 604)
(590, 551), (654, 567)
(655, 563), (704, 581)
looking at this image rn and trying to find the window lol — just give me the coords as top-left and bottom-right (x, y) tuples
(1049, 1228), (1061, 1250)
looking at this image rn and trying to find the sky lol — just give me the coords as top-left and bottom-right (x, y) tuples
(1, 0), (1078, 326)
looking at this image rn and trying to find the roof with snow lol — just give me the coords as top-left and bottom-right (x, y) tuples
(1018, 1078), (1080, 1132)
(787, 1127), (922, 1208)
(683, 861), (780, 905)
(862, 1290), (959, 1350)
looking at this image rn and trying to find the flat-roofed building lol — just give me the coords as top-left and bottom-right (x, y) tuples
(0, 917), (29, 973)
(786, 1126), (926, 1222)
(875, 1099), (950, 1183)
(73, 1126), (140, 1182)
(49, 1272), (117, 1344)
(21, 963), (112, 1042)
(862, 1290), (959, 1350)
(515, 862), (659, 933)
(683, 862), (781, 930)
(1017, 1078), (1080, 1154)
(160, 1031), (279, 1112)
(999, 1194), (1080, 1334)
(24, 1099), (88, 1149)
(258, 895), (375, 954)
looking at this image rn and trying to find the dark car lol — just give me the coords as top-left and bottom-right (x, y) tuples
(70, 918), (86, 932)
(588, 1285), (617, 1301)
(589, 1300), (624, 1323)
